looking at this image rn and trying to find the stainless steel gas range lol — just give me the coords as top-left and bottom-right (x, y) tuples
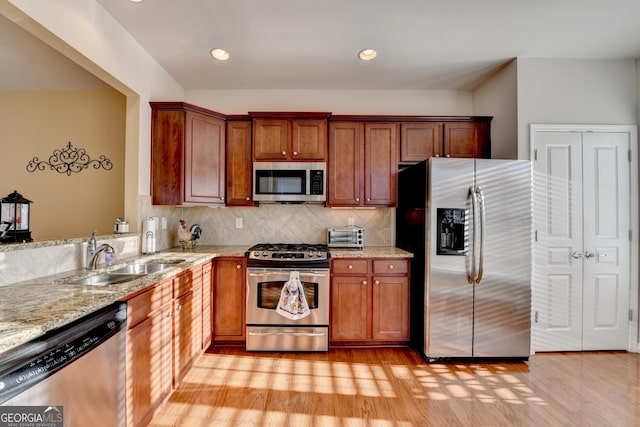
(245, 243), (330, 351)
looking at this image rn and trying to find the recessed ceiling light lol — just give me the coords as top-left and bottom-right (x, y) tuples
(210, 48), (230, 61)
(358, 48), (377, 61)
(129, 0), (143, 3)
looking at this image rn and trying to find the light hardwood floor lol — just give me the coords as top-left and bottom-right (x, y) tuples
(149, 347), (640, 427)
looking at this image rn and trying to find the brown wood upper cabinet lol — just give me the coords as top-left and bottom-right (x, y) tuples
(251, 113), (329, 161)
(400, 118), (491, 163)
(328, 121), (398, 207)
(151, 102), (226, 206)
(226, 119), (253, 206)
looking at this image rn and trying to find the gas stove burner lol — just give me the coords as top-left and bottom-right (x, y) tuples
(249, 243), (328, 251)
(245, 243), (330, 268)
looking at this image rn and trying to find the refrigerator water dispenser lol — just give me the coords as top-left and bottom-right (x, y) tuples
(436, 208), (466, 255)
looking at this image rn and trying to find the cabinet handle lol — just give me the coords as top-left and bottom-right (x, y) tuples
(176, 304), (182, 311)
(347, 264), (353, 270)
(356, 198), (360, 202)
(220, 197), (224, 200)
(167, 311), (173, 318)
(245, 196), (250, 201)
(434, 154), (440, 158)
(362, 280), (367, 286)
(236, 264), (242, 269)
(375, 280), (380, 285)
(293, 151), (298, 156)
(446, 154), (451, 158)
(366, 198), (370, 202)
(281, 151), (287, 156)
(388, 264), (394, 270)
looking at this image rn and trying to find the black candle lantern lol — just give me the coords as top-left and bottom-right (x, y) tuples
(0, 190), (33, 243)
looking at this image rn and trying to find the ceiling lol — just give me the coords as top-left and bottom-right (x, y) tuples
(3, 0), (640, 92)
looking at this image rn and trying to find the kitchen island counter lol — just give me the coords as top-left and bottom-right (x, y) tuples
(0, 245), (248, 355)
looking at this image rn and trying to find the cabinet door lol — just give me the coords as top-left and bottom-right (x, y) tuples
(443, 122), (490, 158)
(253, 119), (289, 160)
(151, 109), (184, 205)
(291, 119), (327, 160)
(184, 111), (226, 205)
(400, 122), (443, 162)
(173, 291), (197, 385)
(213, 258), (246, 340)
(201, 262), (213, 349)
(226, 120), (253, 206)
(365, 122), (398, 206)
(372, 275), (410, 340)
(328, 122), (364, 206)
(331, 275), (369, 340)
(126, 307), (172, 427)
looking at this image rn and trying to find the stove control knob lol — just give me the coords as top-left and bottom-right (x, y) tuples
(262, 251), (268, 257)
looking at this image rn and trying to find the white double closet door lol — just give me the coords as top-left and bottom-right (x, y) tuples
(532, 125), (634, 351)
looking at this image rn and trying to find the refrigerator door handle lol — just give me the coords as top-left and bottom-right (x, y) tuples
(475, 187), (486, 284)
(469, 186), (478, 284)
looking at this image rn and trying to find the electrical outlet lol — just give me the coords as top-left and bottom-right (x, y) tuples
(161, 217), (167, 230)
(235, 217), (243, 229)
(348, 217), (355, 226)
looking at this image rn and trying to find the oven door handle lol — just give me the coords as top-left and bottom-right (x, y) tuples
(247, 329), (326, 337)
(247, 272), (328, 278)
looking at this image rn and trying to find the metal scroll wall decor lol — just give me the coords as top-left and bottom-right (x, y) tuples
(26, 141), (113, 176)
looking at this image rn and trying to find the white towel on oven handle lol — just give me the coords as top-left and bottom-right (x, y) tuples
(275, 271), (311, 320)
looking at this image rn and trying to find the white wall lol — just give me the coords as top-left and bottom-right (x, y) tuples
(185, 89), (474, 116)
(516, 58), (637, 159)
(473, 60), (518, 159)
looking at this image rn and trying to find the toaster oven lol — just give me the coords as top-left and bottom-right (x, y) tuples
(327, 226), (364, 248)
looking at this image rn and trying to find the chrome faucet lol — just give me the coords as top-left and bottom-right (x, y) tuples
(87, 243), (115, 270)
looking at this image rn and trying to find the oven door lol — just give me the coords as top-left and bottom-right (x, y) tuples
(246, 268), (329, 326)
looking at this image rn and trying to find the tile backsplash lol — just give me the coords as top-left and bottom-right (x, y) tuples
(139, 195), (393, 250)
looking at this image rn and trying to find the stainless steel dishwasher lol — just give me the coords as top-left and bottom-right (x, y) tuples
(0, 302), (127, 427)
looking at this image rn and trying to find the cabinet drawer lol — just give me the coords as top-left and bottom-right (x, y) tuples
(174, 270), (194, 298)
(332, 259), (368, 275)
(127, 279), (172, 328)
(372, 259), (409, 275)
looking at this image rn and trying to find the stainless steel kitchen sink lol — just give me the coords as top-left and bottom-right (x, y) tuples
(111, 263), (179, 275)
(66, 273), (146, 286)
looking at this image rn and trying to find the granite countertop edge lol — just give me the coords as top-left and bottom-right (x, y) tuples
(0, 245), (412, 356)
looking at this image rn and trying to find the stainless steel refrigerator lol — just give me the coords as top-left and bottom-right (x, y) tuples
(396, 158), (532, 359)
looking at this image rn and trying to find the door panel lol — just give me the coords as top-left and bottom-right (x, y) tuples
(473, 159), (532, 358)
(533, 131), (584, 351)
(581, 132), (629, 350)
(426, 158), (474, 358)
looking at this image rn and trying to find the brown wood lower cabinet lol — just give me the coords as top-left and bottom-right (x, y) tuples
(124, 261), (213, 427)
(125, 279), (173, 427)
(331, 257), (410, 345)
(212, 257), (246, 342)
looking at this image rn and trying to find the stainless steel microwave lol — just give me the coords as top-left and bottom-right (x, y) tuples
(253, 162), (326, 203)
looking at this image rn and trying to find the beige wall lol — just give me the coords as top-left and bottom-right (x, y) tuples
(473, 60), (518, 159)
(516, 58), (637, 159)
(0, 89), (126, 240)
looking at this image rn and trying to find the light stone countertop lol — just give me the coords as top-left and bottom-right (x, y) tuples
(0, 245), (411, 356)
(329, 246), (413, 258)
(0, 245), (247, 356)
